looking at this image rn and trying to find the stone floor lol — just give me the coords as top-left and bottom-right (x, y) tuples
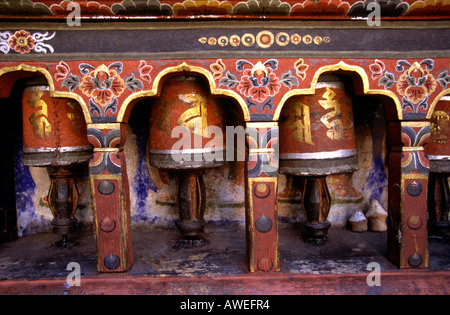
(0, 221), (449, 283)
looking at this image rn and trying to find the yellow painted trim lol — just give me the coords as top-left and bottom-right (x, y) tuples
(427, 89), (450, 119)
(400, 121), (430, 128)
(273, 61), (402, 121)
(0, 64), (92, 124)
(116, 62), (250, 123)
(87, 123), (122, 130)
(246, 121), (278, 128)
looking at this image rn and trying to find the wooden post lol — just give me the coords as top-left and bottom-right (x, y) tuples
(387, 121), (430, 269)
(87, 123), (133, 272)
(245, 122), (280, 272)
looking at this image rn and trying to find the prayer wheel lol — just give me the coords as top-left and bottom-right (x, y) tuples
(22, 82), (92, 246)
(426, 96), (450, 237)
(148, 75), (226, 245)
(279, 75), (358, 243)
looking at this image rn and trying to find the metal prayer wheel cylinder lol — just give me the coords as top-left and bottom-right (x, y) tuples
(279, 75), (358, 176)
(148, 76), (226, 243)
(22, 83), (92, 245)
(426, 96), (450, 236)
(279, 75), (358, 242)
(22, 84), (92, 167)
(149, 76), (226, 170)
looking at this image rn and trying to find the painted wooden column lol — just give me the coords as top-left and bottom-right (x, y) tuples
(245, 122), (280, 272)
(387, 120), (430, 269)
(87, 123), (133, 272)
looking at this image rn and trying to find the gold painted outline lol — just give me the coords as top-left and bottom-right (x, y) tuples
(246, 176), (280, 273)
(246, 121), (278, 129)
(273, 61), (402, 121)
(117, 62), (250, 122)
(88, 123), (122, 130)
(427, 90), (450, 119)
(400, 121), (430, 128)
(0, 64), (92, 124)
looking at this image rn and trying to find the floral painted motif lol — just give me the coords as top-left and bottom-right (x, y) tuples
(138, 60), (153, 83)
(236, 60), (282, 104)
(216, 59), (304, 112)
(55, 60), (150, 117)
(396, 60), (437, 105)
(210, 58), (226, 80)
(293, 58), (309, 81)
(8, 30), (35, 54)
(79, 63), (127, 108)
(0, 30), (55, 54)
(370, 58), (447, 115)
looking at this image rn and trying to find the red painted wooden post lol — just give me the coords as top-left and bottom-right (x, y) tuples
(87, 123), (133, 272)
(245, 122), (280, 272)
(387, 121), (430, 269)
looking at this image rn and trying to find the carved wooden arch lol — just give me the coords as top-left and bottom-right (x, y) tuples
(116, 62), (250, 124)
(273, 61), (402, 121)
(428, 90), (450, 119)
(0, 64), (92, 124)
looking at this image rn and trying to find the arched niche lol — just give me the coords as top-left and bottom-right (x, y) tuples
(0, 65), (91, 125)
(123, 69), (247, 229)
(274, 62), (402, 122)
(117, 62), (250, 125)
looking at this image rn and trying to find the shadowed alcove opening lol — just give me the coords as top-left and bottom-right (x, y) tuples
(123, 73), (249, 275)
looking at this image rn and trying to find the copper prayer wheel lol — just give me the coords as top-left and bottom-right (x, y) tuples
(426, 96), (450, 237)
(148, 75), (226, 245)
(279, 75), (358, 243)
(428, 96), (450, 173)
(22, 82), (92, 246)
(22, 84), (92, 167)
(149, 76), (226, 170)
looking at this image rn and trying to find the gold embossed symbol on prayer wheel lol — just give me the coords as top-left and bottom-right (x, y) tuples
(279, 75), (358, 243)
(148, 76), (227, 246)
(22, 81), (92, 247)
(425, 96), (450, 237)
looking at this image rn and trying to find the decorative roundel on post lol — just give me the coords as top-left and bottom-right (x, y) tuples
(254, 182), (271, 199)
(257, 258), (274, 272)
(255, 215), (273, 233)
(100, 217), (116, 233)
(406, 215), (423, 230)
(408, 253), (423, 268)
(407, 181), (422, 196)
(98, 180), (116, 195)
(104, 254), (121, 270)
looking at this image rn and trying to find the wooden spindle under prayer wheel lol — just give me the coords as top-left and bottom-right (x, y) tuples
(22, 82), (92, 247)
(426, 96), (450, 237)
(279, 75), (358, 243)
(148, 76), (226, 247)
